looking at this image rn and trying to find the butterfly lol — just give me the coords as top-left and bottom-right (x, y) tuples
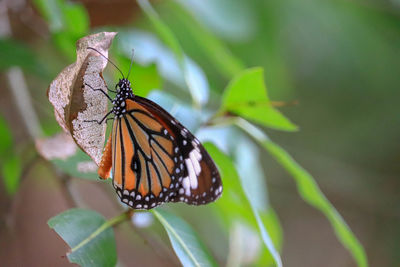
(87, 48), (222, 210)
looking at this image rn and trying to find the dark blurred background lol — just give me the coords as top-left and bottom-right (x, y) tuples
(0, 0), (399, 266)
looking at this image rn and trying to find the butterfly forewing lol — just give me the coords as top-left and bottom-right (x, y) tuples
(107, 96), (222, 209)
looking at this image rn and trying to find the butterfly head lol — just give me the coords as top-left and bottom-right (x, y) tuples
(116, 78), (132, 92)
(112, 78), (134, 117)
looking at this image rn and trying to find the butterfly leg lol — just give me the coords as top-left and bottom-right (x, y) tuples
(84, 83), (114, 102)
(84, 110), (113, 124)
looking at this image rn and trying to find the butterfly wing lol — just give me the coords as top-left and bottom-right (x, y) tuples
(106, 96), (222, 209)
(135, 96), (223, 205)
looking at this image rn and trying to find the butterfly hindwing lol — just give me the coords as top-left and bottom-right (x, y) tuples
(135, 96), (223, 205)
(106, 96), (222, 209)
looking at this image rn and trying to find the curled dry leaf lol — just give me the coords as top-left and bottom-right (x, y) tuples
(35, 132), (77, 160)
(47, 32), (117, 165)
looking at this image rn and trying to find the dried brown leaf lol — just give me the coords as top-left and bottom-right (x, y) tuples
(47, 32), (117, 165)
(35, 132), (77, 160)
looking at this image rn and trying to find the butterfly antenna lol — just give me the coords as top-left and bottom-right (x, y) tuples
(127, 49), (135, 80)
(87, 47), (125, 78)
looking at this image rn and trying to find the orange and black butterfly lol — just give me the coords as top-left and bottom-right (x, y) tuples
(88, 48), (222, 210)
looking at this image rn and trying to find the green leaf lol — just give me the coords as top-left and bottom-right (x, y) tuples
(33, 0), (64, 32)
(236, 118), (368, 267)
(169, 1), (244, 78)
(0, 39), (47, 76)
(33, 0), (88, 34)
(137, 0), (209, 107)
(117, 30), (210, 106)
(131, 63), (161, 96)
(51, 149), (99, 180)
(221, 67), (297, 131)
(153, 209), (218, 267)
(2, 155), (21, 195)
(205, 142), (282, 267)
(176, 0), (256, 41)
(147, 91), (204, 132)
(0, 39), (35, 70)
(257, 209), (283, 266)
(52, 32), (76, 59)
(113, 53), (161, 97)
(48, 208), (118, 267)
(0, 116), (20, 195)
(137, 0), (183, 61)
(33, 0), (88, 59)
(204, 142), (252, 222)
(0, 115), (13, 158)
(233, 137), (268, 211)
(62, 3), (89, 36)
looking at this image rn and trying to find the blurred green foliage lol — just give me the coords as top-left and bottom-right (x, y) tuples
(0, 115), (21, 195)
(34, 0), (89, 58)
(3, 0), (391, 265)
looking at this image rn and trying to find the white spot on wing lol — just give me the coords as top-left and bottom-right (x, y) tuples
(193, 149), (202, 161)
(182, 176), (191, 196)
(185, 158), (198, 190)
(189, 151), (201, 175)
(181, 129), (187, 137)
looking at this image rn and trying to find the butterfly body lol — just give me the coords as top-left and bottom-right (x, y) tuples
(98, 78), (222, 210)
(110, 79), (134, 117)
